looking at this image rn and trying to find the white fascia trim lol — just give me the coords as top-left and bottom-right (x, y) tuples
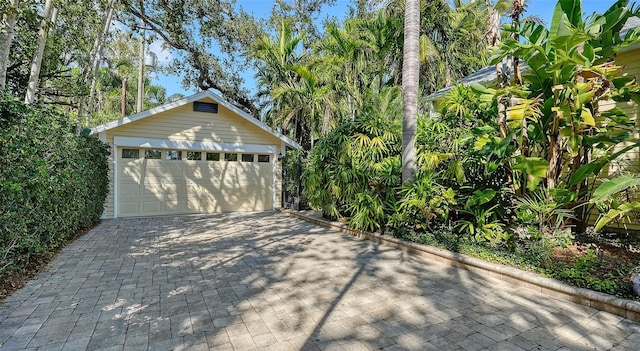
(113, 136), (277, 154)
(91, 90), (301, 149)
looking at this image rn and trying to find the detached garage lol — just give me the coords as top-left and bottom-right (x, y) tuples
(91, 90), (299, 218)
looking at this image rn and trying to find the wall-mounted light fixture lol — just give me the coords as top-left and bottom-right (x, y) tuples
(106, 143), (113, 156)
(277, 152), (284, 161)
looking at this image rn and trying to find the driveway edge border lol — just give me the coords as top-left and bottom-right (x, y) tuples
(280, 209), (640, 322)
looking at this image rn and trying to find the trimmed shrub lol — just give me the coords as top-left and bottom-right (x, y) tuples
(0, 94), (109, 275)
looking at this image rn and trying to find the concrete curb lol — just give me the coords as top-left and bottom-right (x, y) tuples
(281, 209), (640, 322)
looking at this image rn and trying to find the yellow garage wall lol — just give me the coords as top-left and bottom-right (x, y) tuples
(104, 134), (115, 219)
(108, 97), (281, 145)
(102, 97), (287, 218)
(588, 47), (640, 231)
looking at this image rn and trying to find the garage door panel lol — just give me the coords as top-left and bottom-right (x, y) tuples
(142, 201), (163, 214)
(186, 182), (203, 195)
(189, 167), (206, 179)
(163, 165), (184, 177)
(120, 167), (142, 179)
(142, 184), (163, 196)
(119, 184), (140, 197)
(163, 183), (185, 194)
(164, 201), (185, 212)
(117, 148), (273, 217)
(140, 173), (165, 184)
(119, 202), (139, 215)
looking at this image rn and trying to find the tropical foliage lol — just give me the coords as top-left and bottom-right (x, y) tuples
(253, 1), (489, 149)
(300, 0), (640, 296)
(0, 94), (109, 276)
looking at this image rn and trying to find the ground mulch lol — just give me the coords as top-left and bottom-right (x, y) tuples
(550, 234), (640, 299)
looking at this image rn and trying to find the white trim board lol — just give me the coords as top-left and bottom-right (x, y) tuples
(113, 138), (119, 219)
(113, 136), (277, 154)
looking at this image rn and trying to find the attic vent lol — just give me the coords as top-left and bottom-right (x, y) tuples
(193, 101), (218, 113)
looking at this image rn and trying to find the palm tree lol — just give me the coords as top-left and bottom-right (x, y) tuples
(253, 20), (308, 145)
(402, 0), (420, 182)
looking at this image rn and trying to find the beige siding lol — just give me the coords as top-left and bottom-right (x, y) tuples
(104, 135), (115, 218)
(102, 97), (287, 217)
(110, 98), (280, 145)
(612, 48), (640, 172)
(588, 48), (640, 231)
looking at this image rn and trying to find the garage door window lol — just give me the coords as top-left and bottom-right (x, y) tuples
(122, 149), (139, 159)
(258, 155), (270, 163)
(145, 149), (161, 159)
(225, 153), (238, 162)
(206, 152), (220, 161)
(241, 154), (254, 162)
(166, 150), (182, 160)
(187, 151), (202, 160)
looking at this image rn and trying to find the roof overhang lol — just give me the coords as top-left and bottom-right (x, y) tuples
(90, 90), (301, 149)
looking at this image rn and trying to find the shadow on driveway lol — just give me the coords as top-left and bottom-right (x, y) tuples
(1, 212), (640, 350)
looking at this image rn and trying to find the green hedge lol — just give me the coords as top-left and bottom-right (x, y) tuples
(0, 94), (109, 275)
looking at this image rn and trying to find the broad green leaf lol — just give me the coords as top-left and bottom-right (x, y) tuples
(468, 189), (496, 207)
(581, 109), (595, 126)
(569, 161), (606, 186)
(513, 156), (549, 191)
(474, 135), (491, 151)
(513, 156), (549, 178)
(612, 76), (635, 89)
(591, 175), (640, 203)
(594, 202), (640, 231)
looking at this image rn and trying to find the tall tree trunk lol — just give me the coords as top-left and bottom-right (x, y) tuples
(86, 1), (117, 127)
(0, 0), (20, 90)
(485, 0), (501, 47)
(136, 23), (145, 113)
(511, 0), (527, 158)
(487, 0), (508, 138)
(401, 0), (420, 183)
(24, 0), (53, 104)
(321, 103), (331, 136)
(121, 77), (127, 117)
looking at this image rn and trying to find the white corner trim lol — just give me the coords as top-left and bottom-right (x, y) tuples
(272, 149), (278, 210)
(100, 131), (108, 219)
(113, 140), (118, 219)
(113, 136), (277, 154)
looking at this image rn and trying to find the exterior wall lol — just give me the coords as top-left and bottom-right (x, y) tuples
(102, 97), (286, 218)
(602, 47), (640, 172)
(590, 47), (640, 231)
(105, 134), (115, 218)
(109, 98), (279, 145)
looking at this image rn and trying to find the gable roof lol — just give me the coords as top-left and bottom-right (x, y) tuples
(91, 90), (301, 149)
(426, 16), (640, 102)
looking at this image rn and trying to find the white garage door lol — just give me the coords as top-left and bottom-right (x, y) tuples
(117, 148), (273, 217)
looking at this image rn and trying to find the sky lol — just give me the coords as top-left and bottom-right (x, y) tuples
(151, 0), (622, 99)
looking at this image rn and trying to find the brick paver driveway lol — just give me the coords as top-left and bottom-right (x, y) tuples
(1, 212), (640, 351)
